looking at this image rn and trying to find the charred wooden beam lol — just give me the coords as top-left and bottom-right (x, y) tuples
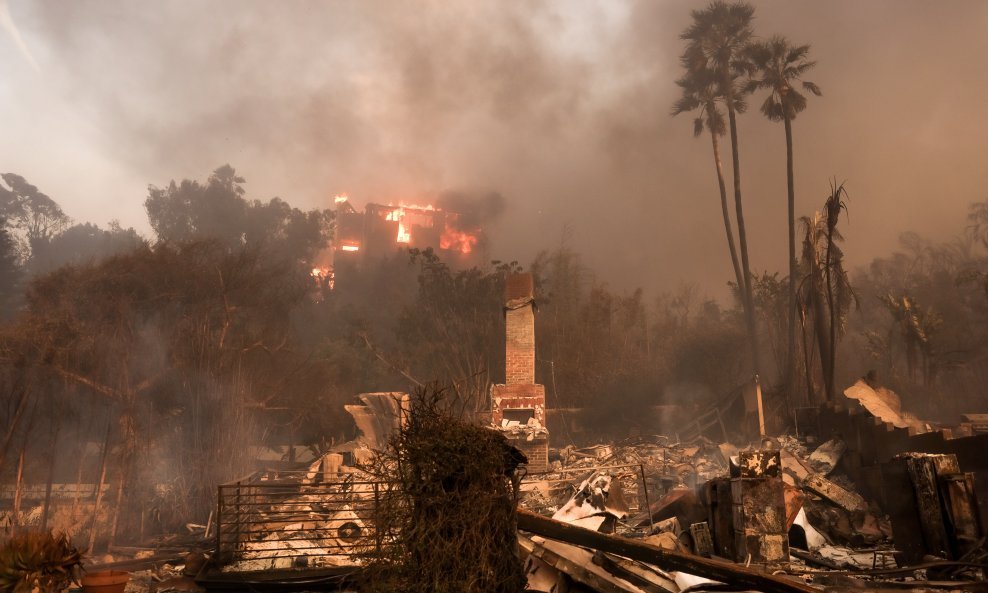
(517, 509), (818, 593)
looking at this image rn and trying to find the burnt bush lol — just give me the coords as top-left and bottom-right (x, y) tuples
(365, 384), (526, 593)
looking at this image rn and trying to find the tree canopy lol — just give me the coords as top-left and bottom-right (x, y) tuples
(145, 164), (333, 263)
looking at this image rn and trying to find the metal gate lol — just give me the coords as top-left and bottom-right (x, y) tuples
(216, 471), (385, 570)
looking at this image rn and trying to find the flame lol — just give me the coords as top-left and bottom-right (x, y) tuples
(340, 244), (360, 252)
(310, 266), (335, 290)
(334, 194), (349, 204)
(388, 202), (436, 211)
(440, 228), (479, 254)
(384, 204), (435, 244)
(367, 201), (480, 253)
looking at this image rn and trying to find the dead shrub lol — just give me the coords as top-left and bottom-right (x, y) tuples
(364, 384), (526, 593)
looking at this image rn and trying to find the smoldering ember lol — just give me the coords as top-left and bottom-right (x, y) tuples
(3, 2), (988, 593)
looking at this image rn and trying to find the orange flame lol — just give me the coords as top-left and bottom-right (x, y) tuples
(440, 228), (479, 254)
(384, 203), (437, 244)
(367, 201), (480, 254)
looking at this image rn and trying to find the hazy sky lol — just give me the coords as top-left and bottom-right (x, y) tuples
(2, 0), (987, 299)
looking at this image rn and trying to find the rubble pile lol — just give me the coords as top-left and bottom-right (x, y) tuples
(520, 437), (729, 525)
(516, 433), (984, 592)
(71, 382), (985, 592)
(76, 423), (986, 593)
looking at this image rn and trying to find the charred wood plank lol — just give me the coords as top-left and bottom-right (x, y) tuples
(517, 509), (818, 593)
(519, 534), (645, 593)
(907, 455), (953, 559)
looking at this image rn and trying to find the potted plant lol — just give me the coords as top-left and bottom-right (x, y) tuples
(0, 530), (84, 593)
(79, 570), (130, 593)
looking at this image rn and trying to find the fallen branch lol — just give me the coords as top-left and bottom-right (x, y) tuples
(356, 331), (424, 387)
(517, 509), (817, 593)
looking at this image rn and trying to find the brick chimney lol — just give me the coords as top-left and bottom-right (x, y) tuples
(492, 273), (548, 472)
(504, 273), (535, 385)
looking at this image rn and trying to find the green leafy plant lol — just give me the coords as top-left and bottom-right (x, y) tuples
(0, 530), (84, 593)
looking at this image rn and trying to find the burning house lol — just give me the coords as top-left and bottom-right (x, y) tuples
(323, 196), (484, 282)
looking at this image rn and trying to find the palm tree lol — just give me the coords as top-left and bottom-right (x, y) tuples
(797, 182), (854, 402)
(680, 1), (760, 376)
(823, 181), (851, 401)
(746, 36), (822, 399)
(797, 210), (830, 403)
(672, 66), (745, 293)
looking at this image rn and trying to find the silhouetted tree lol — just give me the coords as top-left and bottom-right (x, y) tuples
(0, 173), (70, 262)
(680, 0), (760, 376)
(880, 294), (942, 388)
(851, 219), (988, 418)
(145, 164), (333, 262)
(0, 220), (19, 316)
(30, 221), (145, 273)
(798, 183), (854, 402)
(673, 64), (745, 294)
(2, 239), (332, 540)
(395, 249), (517, 409)
(746, 36), (821, 398)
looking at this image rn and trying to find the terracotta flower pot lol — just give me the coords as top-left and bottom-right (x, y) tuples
(81, 570), (130, 593)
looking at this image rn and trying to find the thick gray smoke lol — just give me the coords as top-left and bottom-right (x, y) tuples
(3, 0), (988, 298)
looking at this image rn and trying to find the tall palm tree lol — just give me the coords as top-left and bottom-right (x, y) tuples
(746, 36), (821, 399)
(672, 66), (745, 293)
(680, 1), (760, 376)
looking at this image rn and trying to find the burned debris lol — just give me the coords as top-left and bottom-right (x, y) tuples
(185, 271), (985, 591)
(5, 3), (988, 592)
(6, 269), (988, 593)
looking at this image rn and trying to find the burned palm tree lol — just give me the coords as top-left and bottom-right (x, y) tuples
(823, 181), (851, 400)
(798, 182), (855, 402)
(745, 36), (821, 399)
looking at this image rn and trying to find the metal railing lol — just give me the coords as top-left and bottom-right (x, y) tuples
(216, 471), (386, 569)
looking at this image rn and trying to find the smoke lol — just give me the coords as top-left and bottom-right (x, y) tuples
(0, 0), (39, 72)
(436, 191), (506, 230)
(5, 1), (988, 298)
